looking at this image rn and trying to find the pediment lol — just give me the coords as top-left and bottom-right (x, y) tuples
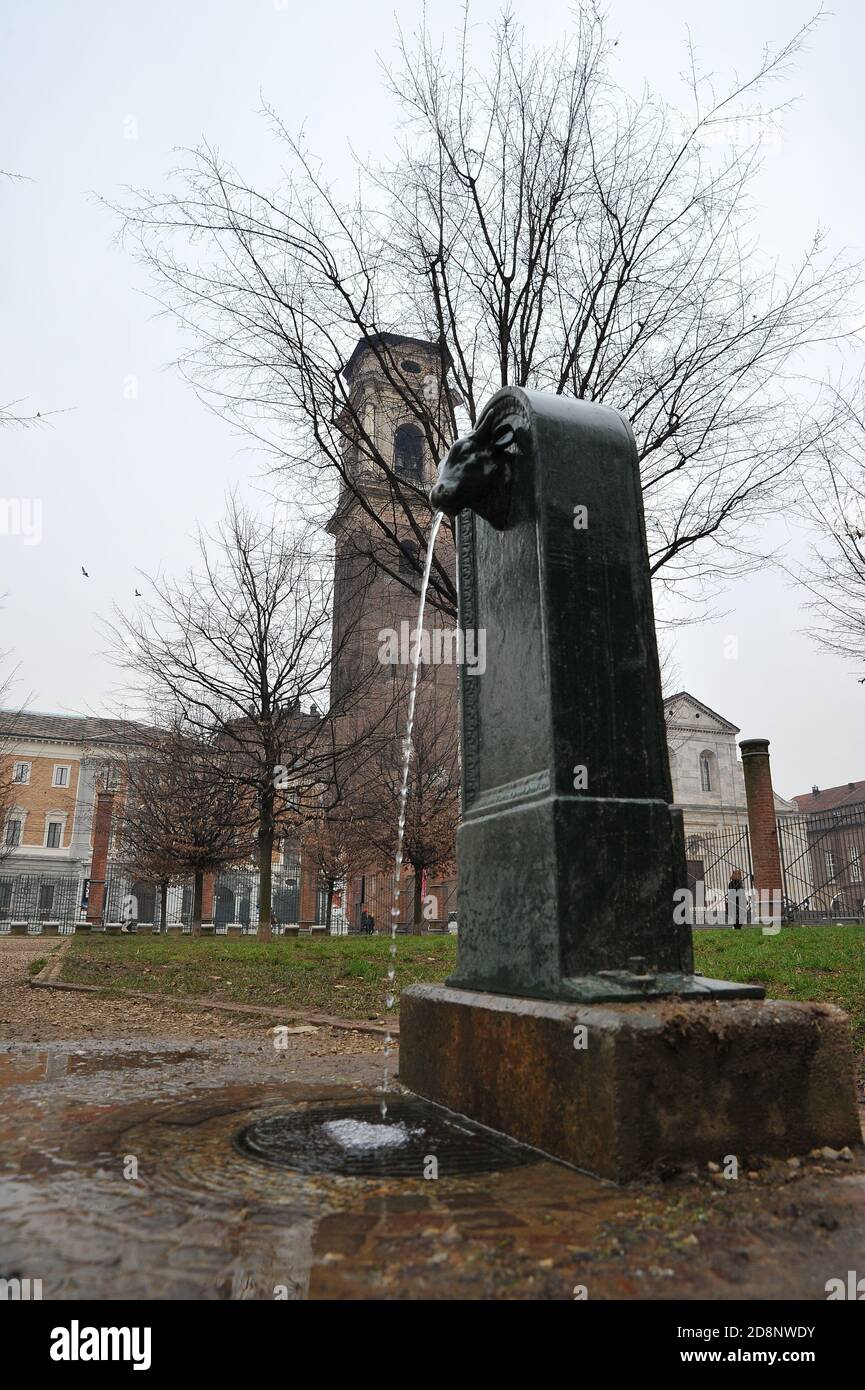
(663, 692), (739, 736)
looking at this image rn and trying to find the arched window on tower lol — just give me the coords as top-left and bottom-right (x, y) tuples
(394, 423), (424, 480)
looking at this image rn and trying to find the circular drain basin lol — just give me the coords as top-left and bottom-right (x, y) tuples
(234, 1099), (539, 1178)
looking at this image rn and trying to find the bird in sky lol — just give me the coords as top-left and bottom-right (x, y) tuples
(134, 589), (142, 597)
(81, 566), (89, 577)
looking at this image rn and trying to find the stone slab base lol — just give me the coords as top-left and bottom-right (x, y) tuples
(399, 983), (862, 1182)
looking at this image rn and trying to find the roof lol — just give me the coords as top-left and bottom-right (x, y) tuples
(342, 333), (451, 383)
(792, 779), (865, 812)
(663, 692), (740, 734)
(0, 710), (146, 747)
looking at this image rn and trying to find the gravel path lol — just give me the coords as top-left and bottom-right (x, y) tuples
(0, 936), (382, 1055)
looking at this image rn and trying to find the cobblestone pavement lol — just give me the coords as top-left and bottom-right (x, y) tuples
(1, 937), (864, 1300)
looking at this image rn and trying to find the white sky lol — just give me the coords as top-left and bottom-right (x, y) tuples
(2, 0), (863, 798)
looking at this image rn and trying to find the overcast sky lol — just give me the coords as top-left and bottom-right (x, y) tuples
(2, 0), (863, 798)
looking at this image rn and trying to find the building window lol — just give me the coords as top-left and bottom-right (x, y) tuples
(53, 765), (70, 788)
(825, 848), (836, 880)
(38, 884), (55, 917)
(699, 753), (713, 792)
(400, 359), (421, 374)
(12, 761), (30, 784)
(394, 423), (424, 480)
(5, 818), (22, 848)
(46, 820), (63, 849)
(850, 846), (862, 882)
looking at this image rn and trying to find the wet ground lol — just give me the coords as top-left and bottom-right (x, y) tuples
(2, 938), (864, 1300)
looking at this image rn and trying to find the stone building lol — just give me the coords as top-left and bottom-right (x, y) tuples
(788, 779), (865, 915)
(0, 711), (327, 929)
(1, 713), (129, 875)
(0, 713), (131, 924)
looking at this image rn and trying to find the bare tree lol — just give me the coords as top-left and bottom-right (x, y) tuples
(298, 805), (366, 933)
(110, 497), (383, 940)
(115, 722), (253, 933)
(114, 7), (859, 620)
(800, 387), (865, 683)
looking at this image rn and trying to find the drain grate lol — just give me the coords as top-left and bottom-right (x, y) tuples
(234, 1099), (540, 1178)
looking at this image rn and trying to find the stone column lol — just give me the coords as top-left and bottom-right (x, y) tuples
(85, 790), (115, 926)
(739, 738), (783, 900)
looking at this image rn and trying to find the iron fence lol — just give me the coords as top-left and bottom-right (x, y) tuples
(777, 802), (865, 921)
(0, 872), (85, 930)
(0, 862), (356, 935)
(103, 867), (195, 930)
(690, 802), (865, 924)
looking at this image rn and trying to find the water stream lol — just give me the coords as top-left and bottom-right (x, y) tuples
(380, 509), (444, 1118)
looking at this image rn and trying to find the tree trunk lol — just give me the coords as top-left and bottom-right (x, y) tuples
(191, 869), (204, 938)
(412, 867), (424, 935)
(159, 878), (169, 933)
(258, 784), (275, 942)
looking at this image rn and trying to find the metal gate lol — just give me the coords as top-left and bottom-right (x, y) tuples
(684, 825), (753, 924)
(777, 803), (865, 921)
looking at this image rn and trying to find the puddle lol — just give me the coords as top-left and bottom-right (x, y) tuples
(1, 1039), (863, 1300)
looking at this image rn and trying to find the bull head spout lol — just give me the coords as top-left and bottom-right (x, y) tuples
(430, 397), (526, 530)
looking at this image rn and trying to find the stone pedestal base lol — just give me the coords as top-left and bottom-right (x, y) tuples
(399, 984), (861, 1182)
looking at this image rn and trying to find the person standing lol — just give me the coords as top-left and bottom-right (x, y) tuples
(727, 867), (745, 929)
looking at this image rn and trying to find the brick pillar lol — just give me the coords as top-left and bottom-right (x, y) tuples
(86, 790), (116, 925)
(299, 860), (319, 925)
(201, 872), (216, 925)
(739, 738), (783, 899)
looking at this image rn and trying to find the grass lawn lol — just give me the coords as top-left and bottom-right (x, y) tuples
(695, 923), (865, 1050)
(60, 933), (458, 1021)
(59, 924), (865, 1043)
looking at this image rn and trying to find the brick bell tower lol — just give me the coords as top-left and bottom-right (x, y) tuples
(326, 334), (459, 931)
(326, 333), (458, 711)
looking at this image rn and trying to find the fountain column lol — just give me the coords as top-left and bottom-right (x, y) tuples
(400, 387), (859, 1179)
